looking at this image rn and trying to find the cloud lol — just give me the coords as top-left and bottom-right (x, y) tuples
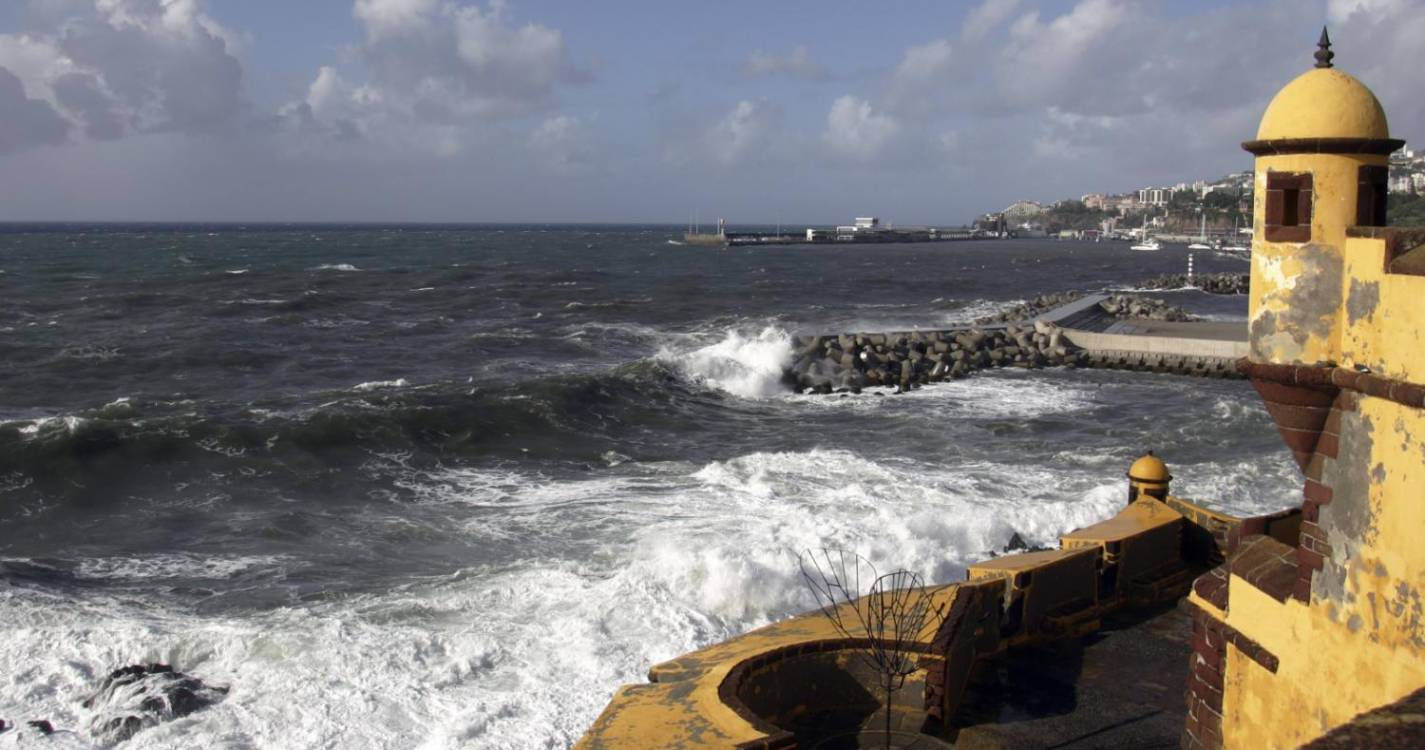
(52, 72), (124, 140)
(895, 38), (954, 82)
(529, 114), (588, 170)
(708, 99), (776, 165)
(0, 0), (243, 151)
(1327, 0), (1414, 23)
(824, 95), (899, 158)
(962, 0), (1021, 41)
(353, 0), (580, 119)
(995, 0), (1146, 115)
(742, 45), (827, 80)
(283, 0), (586, 155)
(0, 65), (70, 153)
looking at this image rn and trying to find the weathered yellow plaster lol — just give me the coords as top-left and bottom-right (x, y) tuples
(1341, 235), (1425, 383)
(1206, 50), (1425, 748)
(1248, 151), (1388, 366)
(1221, 545), (1425, 749)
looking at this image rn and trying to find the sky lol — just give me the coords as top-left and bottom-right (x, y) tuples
(0, 0), (1421, 225)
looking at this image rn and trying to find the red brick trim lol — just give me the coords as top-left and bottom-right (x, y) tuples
(1193, 566), (1230, 610)
(1304, 480), (1334, 504)
(1230, 536), (1299, 604)
(1184, 601), (1282, 750)
(1238, 360), (1425, 410)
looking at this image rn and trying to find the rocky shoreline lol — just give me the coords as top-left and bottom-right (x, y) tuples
(787, 290), (1237, 394)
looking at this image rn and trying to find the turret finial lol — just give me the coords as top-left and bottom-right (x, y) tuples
(1315, 26), (1334, 69)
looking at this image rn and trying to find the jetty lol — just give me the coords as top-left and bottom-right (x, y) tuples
(784, 292), (1249, 394)
(685, 215), (989, 247)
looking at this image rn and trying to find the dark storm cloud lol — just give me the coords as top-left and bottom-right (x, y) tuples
(0, 65), (69, 154)
(52, 72), (123, 140)
(55, 9), (242, 134)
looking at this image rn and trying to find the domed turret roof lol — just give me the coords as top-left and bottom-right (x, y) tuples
(1254, 30), (1391, 142)
(1128, 452), (1171, 483)
(1256, 67), (1391, 141)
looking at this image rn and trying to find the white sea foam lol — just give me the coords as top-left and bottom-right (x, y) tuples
(224, 269), (249, 275)
(312, 263), (362, 272)
(0, 354), (1294, 750)
(75, 554), (289, 581)
(785, 369), (1096, 418)
(0, 428), (1290, 749)
(17, 415), (88, 438)
(662, 327), (792, 399)
(353, 379), (409, 392)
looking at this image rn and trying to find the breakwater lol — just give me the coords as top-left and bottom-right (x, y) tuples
(788, 292), (1243, 393)
(1136, 272), (1250, 294)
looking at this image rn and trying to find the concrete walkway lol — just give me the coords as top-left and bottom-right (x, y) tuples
(1031, 293), (1251, 365)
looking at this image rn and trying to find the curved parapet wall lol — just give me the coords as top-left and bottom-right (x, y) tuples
(577, 494), (1271, 748)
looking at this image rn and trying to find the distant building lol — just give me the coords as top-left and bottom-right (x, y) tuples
(1081, 193), (1110, 210)
(853, 217), (879, 230)
(1138, 188), (1170, 207)
(1003, 201), (1046, 225)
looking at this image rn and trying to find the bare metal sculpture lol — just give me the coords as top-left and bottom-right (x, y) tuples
(799, 549), (945, 749)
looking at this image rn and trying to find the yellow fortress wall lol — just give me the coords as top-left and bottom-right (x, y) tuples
(1184, 32), (1425, 750)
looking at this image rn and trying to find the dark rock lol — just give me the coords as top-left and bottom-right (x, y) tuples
(28, 720), (54, 735)
(83, 664), (228, 744)
(0, 719), (9, 734)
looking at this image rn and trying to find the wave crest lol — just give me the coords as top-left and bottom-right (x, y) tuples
(661, 327), (792, 399)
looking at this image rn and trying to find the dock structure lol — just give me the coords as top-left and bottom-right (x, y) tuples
(684, 215), (987, 247)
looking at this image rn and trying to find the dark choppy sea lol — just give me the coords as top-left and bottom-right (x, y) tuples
(0, 225), (1294, 748)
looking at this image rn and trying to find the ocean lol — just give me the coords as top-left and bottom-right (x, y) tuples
(0, 225), (1296, 749)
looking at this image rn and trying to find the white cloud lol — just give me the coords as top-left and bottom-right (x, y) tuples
(0, 0), (242, 152)
(284, 0), (585, 154)
(824, 95), (899, 158)
(742, 45), (826, 80)
(895, 38), (954, 81)
(996, 0), (1143, 114)
(529, 114), (588, 170)
(353, 0), (440, 38)
(962, 0), (1021, 41)
(1327, 0), (1413, 23)
(708, 99), (773, 165)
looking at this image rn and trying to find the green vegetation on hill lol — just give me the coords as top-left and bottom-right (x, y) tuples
(1042, 200), (1113, 232)
(1389, 193), (1425, 227)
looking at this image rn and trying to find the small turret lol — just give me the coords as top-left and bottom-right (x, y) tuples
(1127, 451), (1171, 503)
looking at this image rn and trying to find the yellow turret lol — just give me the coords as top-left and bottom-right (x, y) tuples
(1183, 28), (1425, 750)
(1242, 28), (1404, 368)
(1127, 451), (1171, 503)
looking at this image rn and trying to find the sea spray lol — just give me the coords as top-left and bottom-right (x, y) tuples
(662, 327), (793, 399)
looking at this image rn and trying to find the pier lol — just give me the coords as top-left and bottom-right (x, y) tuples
(684, 215), (989, 247)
